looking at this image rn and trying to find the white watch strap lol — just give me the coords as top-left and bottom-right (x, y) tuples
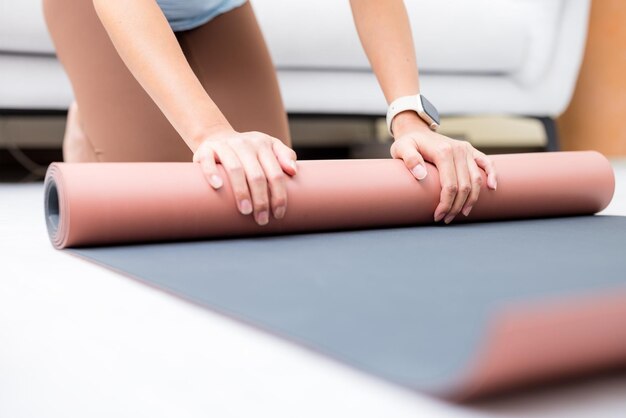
(386, 94), (438, 137)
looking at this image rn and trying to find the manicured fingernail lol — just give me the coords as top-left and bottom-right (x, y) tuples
(257, 211), (269, 225)
(444, 214), (455, 224)
(434, 212), (445, 222)
(488, 177), (497, 190)
(209, 174), (223, 189)
(411, 164), (428, 180)
(462, 206), (472, 217)
(274, 206), (286, 219)
(240, 199), (253, 215)
(290, 160), (297, 172)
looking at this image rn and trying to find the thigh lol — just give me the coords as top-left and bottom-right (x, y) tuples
(43, 0), (192, 162)
(176, 2), (291, 146)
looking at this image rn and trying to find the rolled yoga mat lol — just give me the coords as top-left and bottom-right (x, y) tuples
(43, 151), (626, 400)
(44, 151), (614, 248)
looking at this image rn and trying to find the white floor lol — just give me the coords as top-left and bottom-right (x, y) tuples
(1, 160), (626, 418)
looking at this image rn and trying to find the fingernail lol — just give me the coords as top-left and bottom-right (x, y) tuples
(257, 211), (269, 225)
(274, 206), (286, 219)
(290, 160), (297, 172)
(240, 199), (253, 215)
(462, 206), (472, 217)
(434, 212), (445, 222)
(488, 177), (497, 190)
(411, 164), (428, 180)
(209, 174), (223, 189)
(444, 214), (455, 224)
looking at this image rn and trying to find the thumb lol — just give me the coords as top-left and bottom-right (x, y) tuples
(391, 139), (428, 180)
(272, 139), (298, 176)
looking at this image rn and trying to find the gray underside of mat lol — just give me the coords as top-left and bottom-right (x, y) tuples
(71, 215), (626, 395)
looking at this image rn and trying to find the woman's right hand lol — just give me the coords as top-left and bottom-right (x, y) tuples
(193, 128), (298, 226)
(92, 0), (297, 226)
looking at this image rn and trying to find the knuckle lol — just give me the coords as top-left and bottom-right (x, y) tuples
(249, 172), (266, 185)
(480, 155), (493, 167)
(228, 136), (246, 147)
(441, 201), (454, 212)
(459, 183), (472, 195)
(252, 132), (272, 144)
(234, 189), (249, 201)
(273, 196), (287, 207)
(227, 165), (244, 177)
(255, 199), (270, 211)
(444, 183), (458, 195)
(453, 142), (468, 156)
(268, 172), (285, 183)
(436, 143), (453, 158)
(407, 152), (423, 165)
(472, 174), (483, 186)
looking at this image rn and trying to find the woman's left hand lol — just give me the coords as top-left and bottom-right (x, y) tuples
(390, 114), (497, 224)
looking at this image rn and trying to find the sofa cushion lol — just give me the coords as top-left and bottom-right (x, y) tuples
(0, 0), (56, 54)
(0, 55), (72, 110)
(0, 0), (582, 116)
(254, 0), (535, 74)
(2, 0), (558, 77)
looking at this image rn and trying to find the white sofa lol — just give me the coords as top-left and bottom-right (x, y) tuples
(0, 0), (590, 148)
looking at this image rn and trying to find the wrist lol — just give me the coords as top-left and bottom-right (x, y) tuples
(391, 111), (431, 138)
(188, 123), (235, 151)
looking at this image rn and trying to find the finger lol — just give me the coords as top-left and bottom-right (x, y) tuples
(461, 155), (484, 217)
(234, 146), (270, 226)
(443, 145), (472, 224)
(212, 143), (253, 216)
(194, 147), (223, 189)
(259, 147), (288, 220)
(272, 140), (298, 176)
(431, 143), (458, 222)
(474, 151), (497, 190)
(390, 139), (428, 180)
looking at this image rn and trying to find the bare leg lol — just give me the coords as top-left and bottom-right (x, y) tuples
(62, 101), (99, 162)
(44, 0), (288, 162)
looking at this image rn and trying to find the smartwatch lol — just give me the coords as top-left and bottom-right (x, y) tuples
(386, 94), (440, 137)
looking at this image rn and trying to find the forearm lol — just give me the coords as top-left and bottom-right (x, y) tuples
(352, 1), (497, 222)
(349, 0), (427, 134)
(93, 0), (229, 150)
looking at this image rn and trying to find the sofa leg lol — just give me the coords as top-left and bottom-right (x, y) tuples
(538, 117), (559, 151)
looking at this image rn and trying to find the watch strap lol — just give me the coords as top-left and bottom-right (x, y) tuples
(386, 94), (439, 137)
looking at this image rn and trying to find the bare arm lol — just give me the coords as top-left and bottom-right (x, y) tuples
(93, 0), (228, 150)
(93, 0), (297, 226)
(350, 0), (497, 223)
(349, 0), (424, 136)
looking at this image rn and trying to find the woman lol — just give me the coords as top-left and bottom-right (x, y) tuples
(44, 0), (497, 226)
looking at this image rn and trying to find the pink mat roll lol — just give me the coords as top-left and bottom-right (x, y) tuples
(44, 151), (615, 249)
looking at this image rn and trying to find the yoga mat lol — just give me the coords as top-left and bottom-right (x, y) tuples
(69, 217), (626, 400)
(43, 151), (626, 399)
(44, 151), (614, 249)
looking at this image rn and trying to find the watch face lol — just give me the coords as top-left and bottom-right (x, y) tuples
(420, 95), (440, 125)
